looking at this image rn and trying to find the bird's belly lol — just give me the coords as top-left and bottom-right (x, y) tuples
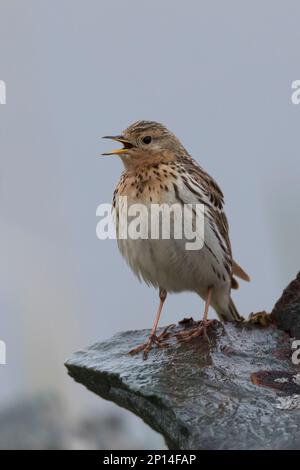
(115, 185), (230, 296)
(118, 236), (226, 295)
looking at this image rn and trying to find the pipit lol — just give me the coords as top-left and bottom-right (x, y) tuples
(103, 121), (250, 358)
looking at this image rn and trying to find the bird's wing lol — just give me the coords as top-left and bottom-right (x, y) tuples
(178, 155), (250, 283)
(178, 155), (232, 256)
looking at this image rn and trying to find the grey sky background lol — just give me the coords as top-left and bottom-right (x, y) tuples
(0, 0), (299, 445)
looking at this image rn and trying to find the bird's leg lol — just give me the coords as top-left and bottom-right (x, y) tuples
(176, 287), (214, 342)
(129, 289), (174, 360)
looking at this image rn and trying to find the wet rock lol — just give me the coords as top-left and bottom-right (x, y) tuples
(271, 272), (300, 338)
(65, 328), (300, 448)
(65, 273), (300, 450)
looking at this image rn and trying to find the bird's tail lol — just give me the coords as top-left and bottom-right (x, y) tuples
(216, 296), (244, 323)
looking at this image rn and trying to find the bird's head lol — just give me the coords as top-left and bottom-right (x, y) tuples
(102, 121), (187, 169)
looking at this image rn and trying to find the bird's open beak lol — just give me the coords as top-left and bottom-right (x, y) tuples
(102, 135), (133, 156)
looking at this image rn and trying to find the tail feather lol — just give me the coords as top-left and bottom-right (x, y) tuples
(216, 297), (244, 323)
(232, 260), (250, 282)
(228, 297), (244, 322)
(231, 276), (239, 289)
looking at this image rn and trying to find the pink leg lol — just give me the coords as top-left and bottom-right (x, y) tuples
(129, 289), (174, 359)
(176, 287), (214, 342)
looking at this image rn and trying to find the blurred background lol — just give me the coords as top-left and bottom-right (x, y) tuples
(0, 0), (299, 449)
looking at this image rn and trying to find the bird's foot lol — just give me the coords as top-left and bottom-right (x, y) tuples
(175, 319), (215, 344)
(128, 324), (175, 360)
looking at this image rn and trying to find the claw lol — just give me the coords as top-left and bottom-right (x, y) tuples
(128, 324), (175, 360)
(175, 319), (214, 344)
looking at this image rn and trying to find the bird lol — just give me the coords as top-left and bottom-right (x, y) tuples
(102, 121), (250, 358)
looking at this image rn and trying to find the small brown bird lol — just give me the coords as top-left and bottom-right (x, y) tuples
(103, 121), (250, 358)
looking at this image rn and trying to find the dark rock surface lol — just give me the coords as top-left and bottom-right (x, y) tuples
(272, 272), (300, 338)
(65, 273), (300, 450)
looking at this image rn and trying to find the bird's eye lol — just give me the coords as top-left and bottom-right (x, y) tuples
(142, 136), (152, 144)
